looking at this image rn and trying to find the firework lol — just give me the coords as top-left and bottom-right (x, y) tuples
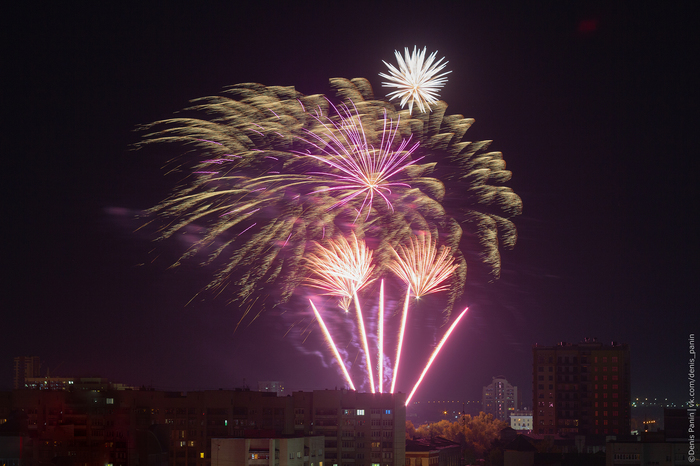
(405, 307), (469, 405)
(378, 279), (384, 393)
(295, 101), (422, 221)
(140, 73), (522, 395)
(352, 289), (375, 393)
(309, 299), (356, 390)
(304, 234), (376, 391)
(379, 46), (451, 114)
(388, 234), (458, 392)
(304, 233), (374, 311)
(390, 284), (411, 394)
(389, 233), (459, 298)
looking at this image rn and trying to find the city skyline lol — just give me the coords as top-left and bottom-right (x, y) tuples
(4, 3), (697, 407)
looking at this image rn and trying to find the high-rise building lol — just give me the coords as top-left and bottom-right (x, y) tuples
(532, 339), (631, 435)
(482, 376), (518, 421)
(13, 356), (41, 389)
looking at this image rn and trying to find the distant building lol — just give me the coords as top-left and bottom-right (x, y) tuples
(482, 376), (519, 421)
(13, 356), (41, 389)
(509, 409), (533, 431)
(532, 338), (631, 436)
(405, 436), (461, 466)
(258, 381), (285, 396)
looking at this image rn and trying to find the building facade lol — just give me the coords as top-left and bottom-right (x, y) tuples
(405, 437), (461, 466)
(482, 376), (518, 422)
(0, 386), (405, 466)
(532, 339), (631, 436)
(13, 356), (41, 390)
(509, 409), (533, 431)
(212, 436), (324, 466)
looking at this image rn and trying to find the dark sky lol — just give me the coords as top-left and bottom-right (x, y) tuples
(4, 3), (698, 408)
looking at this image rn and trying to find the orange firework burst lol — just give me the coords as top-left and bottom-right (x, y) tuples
(389, 233), (459, 298)
(304, 233), (374, 311)
(388, 234), (458, 393)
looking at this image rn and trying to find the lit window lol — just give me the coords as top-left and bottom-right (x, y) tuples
(200, 453), (205, 458)
(106, 398), (114, 405)
(357, 409), (365, 416)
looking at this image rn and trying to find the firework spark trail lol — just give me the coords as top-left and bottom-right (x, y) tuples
(405, 307), (468, 405)
(309, 299), (356, 390)
(353, 290), (375, 393)
(378, 279), (384, 393)
(390, 284), (411, 394)
(379, 46), (451, 114)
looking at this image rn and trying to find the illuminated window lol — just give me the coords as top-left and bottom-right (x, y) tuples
(200, 453), (205, 458)
(357, 409), (365, 416)
(106, 398), (114, 405)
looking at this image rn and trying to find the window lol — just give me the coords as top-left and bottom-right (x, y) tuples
(384, 409), (392, 415)
(357, 409), (365, 416)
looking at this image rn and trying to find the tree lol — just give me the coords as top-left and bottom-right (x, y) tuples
(407, 412), (508, 461)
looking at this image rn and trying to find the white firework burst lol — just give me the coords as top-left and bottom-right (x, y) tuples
(379, 46), (451, 114)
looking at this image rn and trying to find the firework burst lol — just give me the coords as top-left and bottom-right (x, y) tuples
(304, 234), (377, 391)
(387, 233), (458, 393)
(389, 233), (459, 298)
(139, 74), (522, 392)
(304, 233), (374, 311)
(379, 46), (451, 114)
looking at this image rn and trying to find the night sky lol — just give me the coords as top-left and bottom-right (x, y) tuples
(4, 3), (698, 408)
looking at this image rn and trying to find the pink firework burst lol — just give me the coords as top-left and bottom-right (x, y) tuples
(297, 101), (422, 220)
